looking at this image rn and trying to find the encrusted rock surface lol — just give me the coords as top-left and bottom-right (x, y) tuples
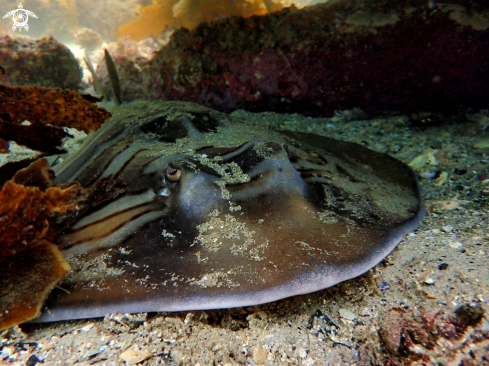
(0, 36), (81, 89)
(146, 0), (489, 116)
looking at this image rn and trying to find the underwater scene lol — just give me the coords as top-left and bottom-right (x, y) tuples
(0, 0), (488, 365)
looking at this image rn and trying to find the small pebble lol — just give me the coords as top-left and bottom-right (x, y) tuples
(359, 307), (372, 316)
(381, 122), (394, 131)
(79, 323), (94, 332)
(379, 281), (391, 291)
(424, 278), (435, 285)
(296, 347), (307, 359)
(440, 200), (460, 210)
(438, 263), (449, 270)
(434, 172), (448, 186)
(26, 355), (42, 366)
(449, 241), (463, 248)
(442, 226), (453, 232)
(339, 308), (356, 321)
(410, 344), (426, 355)
(284, 335), (295, 343)
(409, 154), (429, 170)
(454, 168), (467, 175)
(119, 345), (152, 365)
(473, 138), (489, 149)
(252, 345), (267, 364)
(420, 172), (437, 179)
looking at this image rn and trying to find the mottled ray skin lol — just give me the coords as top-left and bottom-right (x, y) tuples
(38, 101), (424, 322)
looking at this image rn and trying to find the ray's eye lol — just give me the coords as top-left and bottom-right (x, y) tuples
(165, 165), (181, 182)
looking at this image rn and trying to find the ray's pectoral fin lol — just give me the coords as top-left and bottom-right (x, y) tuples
(35, 101), (423, 323)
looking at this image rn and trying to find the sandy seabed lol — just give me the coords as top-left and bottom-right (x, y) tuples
(1, 108), (488, 366)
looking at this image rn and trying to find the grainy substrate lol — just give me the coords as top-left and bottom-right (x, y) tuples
(1, 109), (488, 366)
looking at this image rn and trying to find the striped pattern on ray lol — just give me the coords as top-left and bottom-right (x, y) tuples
(36, 100), (423, 322)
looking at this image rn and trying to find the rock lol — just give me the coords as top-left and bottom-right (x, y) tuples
(296, 347), (307, 359)
(78, 323), (94, 332)
(146, 1), (489, 117)
(473, 138), (489, 149)
(339, 308), (356, 321)
(252, 345), (267, 364)
(0, 35), (81, 89)
(379, 304), (486, 359)
(119, 345), (152, 364)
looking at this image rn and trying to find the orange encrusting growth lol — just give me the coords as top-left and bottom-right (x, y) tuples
(0, 179), (82, 258)
(0, 159), (83, 330)
(0, 240), (71, 331)
(117, 0), (287, 41)
(0, 85), (111, 133)
(0, 156), (130, 329)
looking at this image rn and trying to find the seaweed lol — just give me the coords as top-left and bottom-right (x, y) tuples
(0, 117), (70, 154)
(0, 85), (111, 133)
(104, 49), (122, 105)
(0, 157), (128, 330)
(0, 159), (83, 330)
(0, 85), (111, 182)
(116, 0), (284, 41)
